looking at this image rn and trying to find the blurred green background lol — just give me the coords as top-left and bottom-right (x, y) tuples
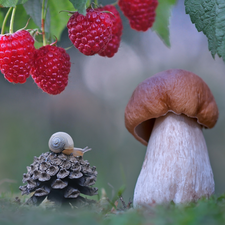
(0, 0), (224, 204)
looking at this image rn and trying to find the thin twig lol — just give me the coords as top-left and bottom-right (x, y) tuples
(119, 195), (127, 209)
(41, 0), (46, 46)
(9, 7), (16, 34)
(1, 7), (13, 35)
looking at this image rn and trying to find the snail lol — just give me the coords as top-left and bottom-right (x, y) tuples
(48, 132), (91, 157)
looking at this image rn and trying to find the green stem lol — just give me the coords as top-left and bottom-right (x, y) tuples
(9, 7), (16, 34)
(94, 0), (98, 5)
(112, 0), (119, 6)
(1, 7), (13, 35)
(86, 0), (91, 8)
(41, 0), (46, 46)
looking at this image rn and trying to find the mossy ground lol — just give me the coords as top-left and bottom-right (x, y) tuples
(0, 191), (225, 225)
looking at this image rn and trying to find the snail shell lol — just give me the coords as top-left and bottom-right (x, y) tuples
(48, 132), (74, 153)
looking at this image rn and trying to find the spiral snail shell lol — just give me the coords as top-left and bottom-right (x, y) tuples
(48, 132), (92, 156)
(48, 132), (74, 153)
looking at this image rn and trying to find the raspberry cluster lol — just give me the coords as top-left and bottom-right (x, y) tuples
(67, 6), (123, 57)
(0, 30), (71, 95)
(118, 0), (158, 31)
(0, 1), (159, 95)
(0, 30), (35, 83)
(31, 45), (71, 95)
(67, 1), (158, 57)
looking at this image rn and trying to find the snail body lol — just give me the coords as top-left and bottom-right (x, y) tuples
(48, 132), (91, 156)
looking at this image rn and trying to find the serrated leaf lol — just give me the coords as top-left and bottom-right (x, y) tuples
(152, 0), (177, 47)
(23, 0), (74, 42)
(69, 0), (88, 15)
(185, 0), (225, 62)
(0, 0), (28, 7)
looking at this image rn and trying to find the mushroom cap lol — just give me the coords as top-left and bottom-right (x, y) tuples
(125, 69), (219, 146)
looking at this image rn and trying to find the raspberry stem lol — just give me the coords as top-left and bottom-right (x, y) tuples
(1, 7), (13, 35)
(50, 36), (58, 46)
(41, 0), (48, 46)
(9, 7), (16, 34)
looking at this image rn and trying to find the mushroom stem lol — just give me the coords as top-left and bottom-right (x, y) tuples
(133, 112), (215, 207)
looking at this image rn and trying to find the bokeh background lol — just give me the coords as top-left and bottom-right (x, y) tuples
(0, 0), (224, 203)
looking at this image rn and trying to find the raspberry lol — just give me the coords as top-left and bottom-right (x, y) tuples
(30, 45), (71, 95)
(101, 5), (123, 36)
(98, 5), (123, 58)
(98, 34), (121, 58)
(67, 9), (113, 56)
(0, 30), (35, 83)
(118, 0), (158, 31)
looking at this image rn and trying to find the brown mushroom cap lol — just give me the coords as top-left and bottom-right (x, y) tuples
(125, 69), (219, 146)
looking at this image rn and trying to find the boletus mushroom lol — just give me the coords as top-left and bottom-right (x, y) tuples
(125, 69), (218, 207)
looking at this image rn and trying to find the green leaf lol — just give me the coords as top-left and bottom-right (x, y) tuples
(13, 4), (37, 31)
(185, 0), (225, 62)
(69, 0), (88, 15)
(152, 0), (177, 47)
(117, 185), (126, 197)
(0, 0), (29, 7)
(23, 0), (75, 41)
(48, 0), (74, 40)
(23, 0), (42, 29)
(23, 0), (51, 41)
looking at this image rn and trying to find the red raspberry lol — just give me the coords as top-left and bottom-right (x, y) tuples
(67, 9), (113, 56)
(98, 35), (121, 58)
(101, 5), (123, 36)
(0, 30), (35, 83)
(98, 5), (123, 58)
(118, 0), (158, 31)
(30, 45), (71, 95)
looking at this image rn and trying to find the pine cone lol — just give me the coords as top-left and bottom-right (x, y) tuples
(19, 152), (98, 207)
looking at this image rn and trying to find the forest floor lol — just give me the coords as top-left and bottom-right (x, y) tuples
(1, 190), (225, 225)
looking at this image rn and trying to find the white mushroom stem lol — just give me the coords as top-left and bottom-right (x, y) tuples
(133, 112), (215, 207)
